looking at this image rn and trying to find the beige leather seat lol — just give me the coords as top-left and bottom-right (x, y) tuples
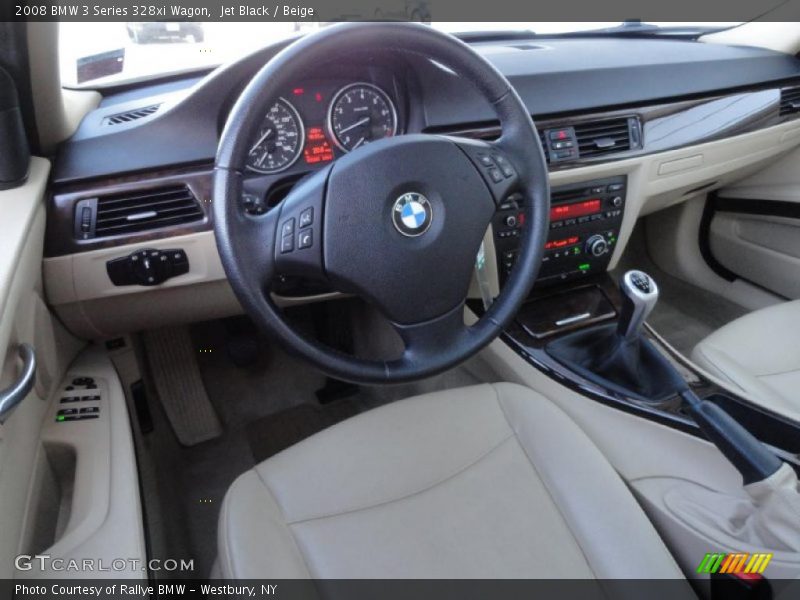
(218, 383), (684, 578)
(693, 300), (800, 423)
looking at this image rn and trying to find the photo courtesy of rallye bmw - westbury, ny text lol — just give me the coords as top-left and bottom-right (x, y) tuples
(15, 583), (278, 597)
(1, 0), (800, 599)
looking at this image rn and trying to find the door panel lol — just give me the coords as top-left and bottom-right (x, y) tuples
(0, 157), (82, 578)
(709, 207), (800, 299)
(709, 145), (800, 298)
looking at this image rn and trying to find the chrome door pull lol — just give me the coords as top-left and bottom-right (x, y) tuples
(0, 344), (36, 424)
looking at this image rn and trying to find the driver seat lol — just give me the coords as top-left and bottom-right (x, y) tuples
(218, 383), (684, 578)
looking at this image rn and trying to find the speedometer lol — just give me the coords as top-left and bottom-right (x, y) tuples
(327, 83), (398, 152)
(245, 98), (304, 174)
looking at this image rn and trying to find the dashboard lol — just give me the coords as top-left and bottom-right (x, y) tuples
(41, 34), (800, 339)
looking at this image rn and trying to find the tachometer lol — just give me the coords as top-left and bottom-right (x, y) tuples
(327, 83), (397, 152)
(245, 98), (304, 174)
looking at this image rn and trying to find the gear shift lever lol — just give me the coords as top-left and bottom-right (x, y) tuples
(547, 268), (679, 403)
(547, 268), (783, 485)
(617, 270), (659, 341)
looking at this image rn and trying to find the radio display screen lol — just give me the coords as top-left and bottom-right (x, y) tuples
(550, 198), (601, 221)
(545, 236), (580, 250)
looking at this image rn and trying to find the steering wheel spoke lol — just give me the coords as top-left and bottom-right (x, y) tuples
(213, 168), (282, 292)
(273, 167), (330, 285)
(450, 136), (522, 206)
(247, 207), (281, 288)
(392, 305), (471, 369)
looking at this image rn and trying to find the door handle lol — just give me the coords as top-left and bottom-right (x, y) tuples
(0, 344), (36, 424)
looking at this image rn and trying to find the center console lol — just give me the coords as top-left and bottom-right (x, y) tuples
(494, 175), (627, 287)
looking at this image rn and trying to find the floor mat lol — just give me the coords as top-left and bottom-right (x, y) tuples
(247, 400), (359, 463)
(143, 327), (222, 446)
(139, 315), (493, 578)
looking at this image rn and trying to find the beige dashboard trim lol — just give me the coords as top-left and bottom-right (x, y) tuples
(701, 22), (800, 56)
(657, 155), (704, 176)
(44, 118), (800, 339)
(44, 231), (226, 305)
(27, 23), (101, 153)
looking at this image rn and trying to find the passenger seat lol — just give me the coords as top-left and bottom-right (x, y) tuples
(692, 300), (800, 422)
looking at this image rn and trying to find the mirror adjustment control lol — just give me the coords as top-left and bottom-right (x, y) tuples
(107, 248), (190, 287)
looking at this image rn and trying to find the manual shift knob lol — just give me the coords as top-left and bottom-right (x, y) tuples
(617, 270), (659, 342)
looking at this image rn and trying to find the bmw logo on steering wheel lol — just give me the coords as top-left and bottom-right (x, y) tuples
(392, 192), (433, 237)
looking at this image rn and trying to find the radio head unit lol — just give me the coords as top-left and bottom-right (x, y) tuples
(494, 175), (626, 288)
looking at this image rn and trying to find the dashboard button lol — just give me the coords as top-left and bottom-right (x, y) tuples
(280, 235), (294, 254)
(299, 208), (313, 229)
(298, 230), (313, 250)
(487, 167), (504, 184)
(492, 155), (515, 178)
(281, 218), (295, 238)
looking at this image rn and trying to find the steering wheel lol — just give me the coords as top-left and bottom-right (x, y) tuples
(214, 22), (549, 384)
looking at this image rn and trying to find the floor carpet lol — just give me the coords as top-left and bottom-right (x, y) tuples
(140, 315), (488, 577)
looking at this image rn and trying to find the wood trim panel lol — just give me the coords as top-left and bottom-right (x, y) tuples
(45, 165), (213, 257)
(435, 85), (798, 172)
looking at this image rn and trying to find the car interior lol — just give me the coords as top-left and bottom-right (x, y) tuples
(1, 18), (800, 594)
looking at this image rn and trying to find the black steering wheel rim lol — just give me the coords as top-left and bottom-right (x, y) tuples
(214, 22), (550, 384)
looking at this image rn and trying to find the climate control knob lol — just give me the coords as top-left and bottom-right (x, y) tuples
(586, 235), (609, 257)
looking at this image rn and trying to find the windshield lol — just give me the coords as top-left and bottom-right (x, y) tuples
(59, 22), (741, 88)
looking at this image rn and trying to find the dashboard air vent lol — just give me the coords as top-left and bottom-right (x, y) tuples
(779, 87), (800, 116)
(573, 117), (633, 158)
(103, 104), (161, 126)
(93, 185), (203, 237)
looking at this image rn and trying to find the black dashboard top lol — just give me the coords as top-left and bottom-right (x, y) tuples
(53, 35), (800, 184)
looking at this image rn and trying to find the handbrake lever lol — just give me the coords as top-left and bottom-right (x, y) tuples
(679, 388), (783, 485)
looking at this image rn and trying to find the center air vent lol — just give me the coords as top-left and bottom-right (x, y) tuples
(779, 87), (800, 116)
(573, 117), (634, 158)
(103, 104), (161, 126)
(76, 185), (204, 240)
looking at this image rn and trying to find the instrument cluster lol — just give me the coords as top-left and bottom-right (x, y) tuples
(245, 79), (400, 175)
